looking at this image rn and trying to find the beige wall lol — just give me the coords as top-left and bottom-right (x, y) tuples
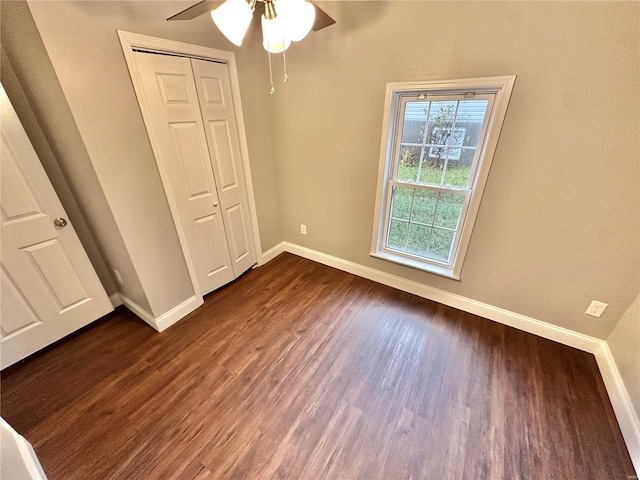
(273, 1), (639, 339)
(607, 295), (640, 419)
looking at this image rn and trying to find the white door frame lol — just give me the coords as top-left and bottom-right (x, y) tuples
(118, 31), (263, 299)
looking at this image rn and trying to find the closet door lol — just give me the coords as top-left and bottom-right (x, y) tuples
(191, 59), (256, 276)
(133, 52), (235, 295)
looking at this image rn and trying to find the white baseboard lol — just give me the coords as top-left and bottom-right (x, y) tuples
(279, 242), (602, 353)
(269, 242), (638, 473)
(118, 294), (202, 332)
(595, 343), (640, 474)
(153, 295), (203, 332)
(260, 242), (286, 264)
(109, 293), (123, 308)
(118, 294), (157, 330)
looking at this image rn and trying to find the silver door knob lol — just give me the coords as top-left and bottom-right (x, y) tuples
(213, 201), (219, 207)
(53, 217), (67, 228)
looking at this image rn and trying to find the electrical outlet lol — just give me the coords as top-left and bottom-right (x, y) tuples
(113, 269), (124, 286)
(300, 224), (307, 235)
(585, 300), (608, 318)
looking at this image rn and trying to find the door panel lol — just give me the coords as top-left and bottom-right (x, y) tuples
(22, 239), (90, 311)
(1, 149), (43, 220)
(192, 59), (256, 275)
(168, 122), (215, 200)
(208, 120), (238, 191)
(133, 52), (235, 294)
(195, 212), (232, 276)
(1, 267), (41, 337)
(225, 204), (250, 263)
(157, 73), (191, 104)
(0, 84), (112, 369)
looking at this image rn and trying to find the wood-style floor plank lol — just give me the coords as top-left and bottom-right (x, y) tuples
(1, 253), (634, 479)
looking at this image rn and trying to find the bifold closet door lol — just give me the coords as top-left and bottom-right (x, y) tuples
(133, 52), (239, 296)
(191, 59), (256, 277)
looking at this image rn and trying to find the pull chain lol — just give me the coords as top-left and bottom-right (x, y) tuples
(282, 47), (288, 83)
(267, 48), (275, 95)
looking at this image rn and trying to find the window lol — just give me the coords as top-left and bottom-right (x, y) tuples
(371, 77), (516, 280)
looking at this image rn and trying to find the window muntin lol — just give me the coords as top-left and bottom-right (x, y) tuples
(371, 77), (516, 279)
(427, 127), (466, 161)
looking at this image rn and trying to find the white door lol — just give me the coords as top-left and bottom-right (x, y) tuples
(132, 51), (256, 295)
(1, 84), (112, 369)
(191, 59), (256, 276)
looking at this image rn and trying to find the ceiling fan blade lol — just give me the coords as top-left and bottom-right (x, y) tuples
(311, 3), (336, 31)
(167, 0), (220, 21)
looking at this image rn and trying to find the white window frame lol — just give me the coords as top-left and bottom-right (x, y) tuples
(370, 76), (516, 280)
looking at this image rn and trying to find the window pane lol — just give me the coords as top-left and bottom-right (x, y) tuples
(434, 193), (465, 229)
(407, 224), (431, 254)
(396, 146), (421, 182)
(458, 100), (489, 148)
(426, 101), (456, 149)
(390, 186), (413, 220)
(411, 189), (438, 224)
(443, 164), (471, 188)
(387, 219), (408, 249)
(418, 161), (444, 185)
(402, 101), (429, 144)
(429, 228), (455, 261)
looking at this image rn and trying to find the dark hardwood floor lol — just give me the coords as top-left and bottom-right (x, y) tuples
(1, 253), (634, 479)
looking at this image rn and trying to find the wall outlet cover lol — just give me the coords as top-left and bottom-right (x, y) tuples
(585, 300), (608, 318)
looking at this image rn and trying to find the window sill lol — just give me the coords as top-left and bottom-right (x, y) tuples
(370, 250), (461, 281)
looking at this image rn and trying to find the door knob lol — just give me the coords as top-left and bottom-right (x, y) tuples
(53, 217), (68, 228)
(213, 201), (219, 207)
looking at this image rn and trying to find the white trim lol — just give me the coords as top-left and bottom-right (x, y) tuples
(595, 343), (640, 474)
(261, 242), (286, 264)
(281, 242), (601, 352)
(118, 294), (157, 330)
(225, 53), (265, 266)
(109, 293), (123, 308)
(153, 295), (203, 332)
(117, 30), (262, 293)
(118, 294), (203, 332)
(371, 250), (460, 280)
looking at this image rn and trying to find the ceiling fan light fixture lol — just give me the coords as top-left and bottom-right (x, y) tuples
(277, 0), (316, 42)
(261, 13), (291, 53)
(211, 0), (253, 46)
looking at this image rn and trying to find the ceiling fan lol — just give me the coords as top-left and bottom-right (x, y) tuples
(168, 0), (335, 49)
(168, 1), (335, 29)
(168, 0), (335, 93)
